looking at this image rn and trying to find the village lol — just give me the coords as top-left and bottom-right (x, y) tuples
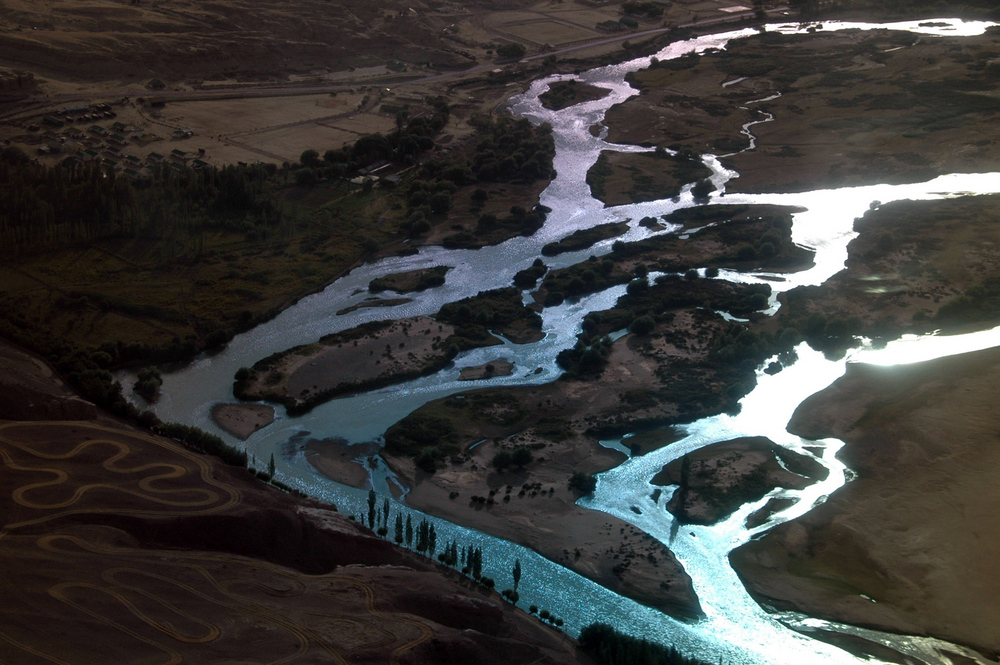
(25, 102), (209, 180)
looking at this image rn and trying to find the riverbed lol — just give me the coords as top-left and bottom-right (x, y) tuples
(135, 17), (1000, 665)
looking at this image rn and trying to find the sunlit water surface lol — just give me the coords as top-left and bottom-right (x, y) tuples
(135, 18), (1000, 665)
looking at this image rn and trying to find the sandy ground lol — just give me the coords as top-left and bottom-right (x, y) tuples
(652, 436), (827, 525)
(383, 431), (702, 619)
(305, 438), (380, 490)
(310, 314), (748, 618)
(211, 402), (275, 440)
(243, 317), (457, 406)
(731, 347), (1000, 656)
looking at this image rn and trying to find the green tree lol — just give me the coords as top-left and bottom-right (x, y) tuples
(405, 514), (413, 547)
(472, 547), (483, 579)
(394, 513), (404, 543)
(300, 149), (322, 168)
(569, 471), (597, 494)
(511, 446), (533, 467)
(497, 43), (527, 60)
(512, 559), (522, 592)
(367, 490), (377, 529)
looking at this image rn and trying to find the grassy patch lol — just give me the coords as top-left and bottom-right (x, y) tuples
(369, 266), (451, 294)
(541, 221), (630, 257)
(586, 150), (713, 206)
(539, 80), (609, 111)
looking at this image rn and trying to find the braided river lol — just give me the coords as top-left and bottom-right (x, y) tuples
(136, 17), (1000, 665)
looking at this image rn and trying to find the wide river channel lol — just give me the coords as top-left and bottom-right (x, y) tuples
(136, 18), (1000, 665)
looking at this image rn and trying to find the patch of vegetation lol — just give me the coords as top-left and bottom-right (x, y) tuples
(513, 258), (548, 289)
(583, 276), (771, 340)
(133, 366), (162, 402)
(233, 319), (460, 415)
(541, 221), (630, 257)
(539, 206), (810, 304)
(578, 623), (710, 665)
(557, 335), (615, 378)
(586, 150), (713, 206)
(539, 80), (609, 111)
(153, 422), (247, 467)
(493, 446), (533, 470)
(496, 42), (527, 61)
(621, 1), (664, 18)
(568, 471), (597, 494)
(368, 266), (450, 293)
(384, 390), (528, 471)
(436, 288), (543, 346)
(443, 204), (549, 249)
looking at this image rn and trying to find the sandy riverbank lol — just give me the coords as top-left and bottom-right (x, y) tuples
(652, 436), (828, 526)
(311, 301), (769, 618)
(730, 347), (1000, 657)
(310, 431), (700, 619)
(236, 317), (459, 412)
(211, 402), (276, 440)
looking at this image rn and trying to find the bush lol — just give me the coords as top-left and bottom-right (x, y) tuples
(511, 446), (533, 467)
(629, 315), (655, 336)
(568, 471), (597, 494)
(493, 449), (513, 469)
(691, 179), (715, 202)
(497, 43), (527, 60)
(133, 366), (162, 402)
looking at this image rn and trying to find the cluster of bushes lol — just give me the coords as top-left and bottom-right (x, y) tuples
(580, 275), (772, 342)
(368, 266), (450, 293)
(496, 42), (527, 60)
(578, 623), (710, 665)
(0, 146), (285, 253)
(622, 1), (663, 17)
(301, 97), (450, 182)
(540, 255), (626, 306)
(530, 606), (565, 627)
(557, 335), (614, 378)
(133, 366), (162, 402)
(385, 390), (528, 472)
(568, 471), (597, 494)
(384, 412), (459, 466)
(436, 287), (543, 347)
(468, 115), (556, 185)
(538, 80), (608, 112)
(492, 446), (533, 470)
(513, 258), (548, 289)
(541, 221), (629, 257)
(152, 422), (248, 467)
(711, 323), (801, 369)
(539, 210), (806, 307)
(443, 204), (549, 248)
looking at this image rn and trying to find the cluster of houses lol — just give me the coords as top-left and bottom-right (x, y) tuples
(32, 119), (207, 180)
